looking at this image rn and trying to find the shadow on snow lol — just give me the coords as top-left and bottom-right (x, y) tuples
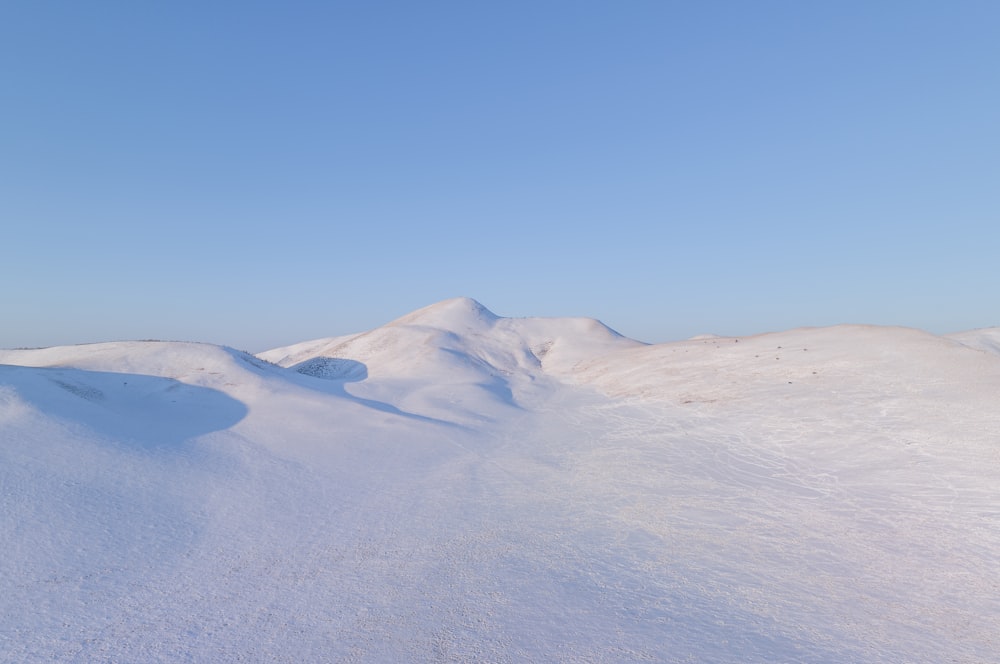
(0, 364), (248, 449)
(286, 357), (465, 429)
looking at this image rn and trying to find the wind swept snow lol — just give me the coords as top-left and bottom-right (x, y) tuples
(2, 300), (999, 662)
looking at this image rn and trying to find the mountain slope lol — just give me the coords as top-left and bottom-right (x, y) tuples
(948, 326), (1000, 355)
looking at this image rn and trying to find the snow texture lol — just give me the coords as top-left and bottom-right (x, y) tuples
(2, 298), (999, 662)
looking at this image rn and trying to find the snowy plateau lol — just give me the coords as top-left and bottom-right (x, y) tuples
(2, 297), (999, 663)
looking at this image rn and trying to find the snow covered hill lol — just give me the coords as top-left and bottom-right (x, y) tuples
(259, 297), (644, 425)
(2, 299), (999, 662)
(949, 326), (1000, 356)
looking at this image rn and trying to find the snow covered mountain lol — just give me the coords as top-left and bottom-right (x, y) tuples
(259, 296), (644, 425)
(2, 299), (999, 662)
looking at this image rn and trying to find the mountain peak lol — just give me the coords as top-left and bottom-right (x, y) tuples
(390, 297), (499, 330)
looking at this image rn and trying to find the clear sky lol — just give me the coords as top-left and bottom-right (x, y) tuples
(3, 1), (998, 351)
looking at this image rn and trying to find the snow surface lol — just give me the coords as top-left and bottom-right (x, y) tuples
(2, 298), (999, 662)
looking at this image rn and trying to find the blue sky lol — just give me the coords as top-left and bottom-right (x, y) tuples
(3, 1), (998, 350)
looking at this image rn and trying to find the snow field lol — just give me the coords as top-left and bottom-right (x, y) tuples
(2, 299), (999, 662)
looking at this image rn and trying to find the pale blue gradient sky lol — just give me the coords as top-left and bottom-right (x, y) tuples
(2, 1), (998, 350)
